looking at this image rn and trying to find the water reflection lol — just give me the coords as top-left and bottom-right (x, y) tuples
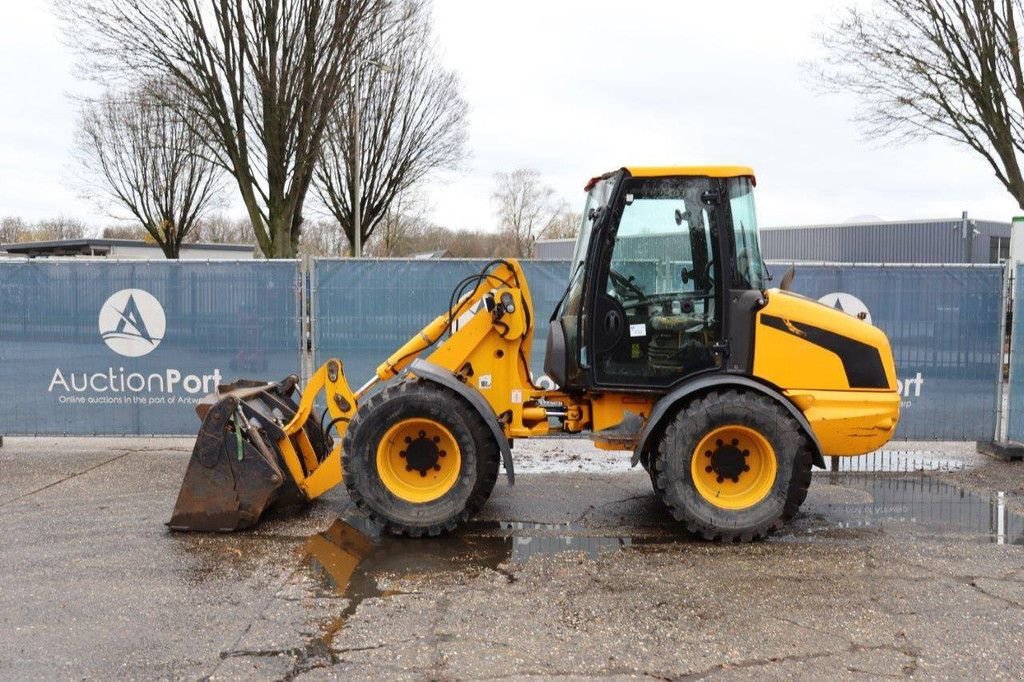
(808, 474), (1020, 544)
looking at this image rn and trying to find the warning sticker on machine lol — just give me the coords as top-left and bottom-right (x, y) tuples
(629, 323), (646, 338)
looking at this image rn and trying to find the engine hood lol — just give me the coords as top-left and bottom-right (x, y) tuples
(752, 289), (897, 392)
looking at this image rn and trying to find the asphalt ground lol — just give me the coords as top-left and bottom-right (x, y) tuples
(2, 437), (1023, 680)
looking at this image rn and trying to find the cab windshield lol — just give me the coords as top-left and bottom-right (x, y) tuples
(570, 175), (617, 268)
(727, 177), (766, 290)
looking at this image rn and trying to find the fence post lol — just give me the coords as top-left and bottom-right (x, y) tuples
(994, 263), (1010, 442)
(977, 262), (1024, 460)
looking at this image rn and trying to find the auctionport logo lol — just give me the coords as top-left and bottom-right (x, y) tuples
(99, 289), (166, 357)
(47, 287), (223, 406)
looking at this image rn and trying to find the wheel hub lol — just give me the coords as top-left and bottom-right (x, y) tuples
(690, 425), (778, 511)
(376, 418), (462, 503)
(704, 437), (752, 484)
(400, 431), (447, 477)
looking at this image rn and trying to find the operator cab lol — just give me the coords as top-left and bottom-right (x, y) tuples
(545, 166), (767, 392)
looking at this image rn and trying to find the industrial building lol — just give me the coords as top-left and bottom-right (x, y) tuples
(760, 215), (1011, 264)
(535, 215), (1013, 264)
(0, 238), (255, 259)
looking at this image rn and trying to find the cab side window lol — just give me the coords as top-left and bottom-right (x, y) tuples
(592, 178), (721, 387)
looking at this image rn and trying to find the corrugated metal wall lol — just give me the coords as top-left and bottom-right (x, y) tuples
(541, 217), (1011, 264)
(535, 239), (575, 260)
(761, 218), (1010, 264)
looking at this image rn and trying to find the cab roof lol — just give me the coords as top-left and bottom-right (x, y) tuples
(626, 166), (756, 182)
(585, 166), (756, 191)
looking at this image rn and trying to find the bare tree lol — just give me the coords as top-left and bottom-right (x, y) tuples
(31, 218), (88, 241)
(0, 217), (27, 244)
(316, 0), (468, 255)
(298, 218), (350, 256)
(815, 1), (1024, 208)
(76, 83), (224, 258)
(60, 0), (383, 257)
(543, 211), (583, 240)
(492, 169), (566, 258)
(365, 190), (430, 256)
(0, 217), (88, 243)
(187, 215), (253, 244)
(102, 225), (150, 240)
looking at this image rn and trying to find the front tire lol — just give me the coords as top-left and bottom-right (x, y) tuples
(653, 390), (812, 542)
(342, 380), (498, 537)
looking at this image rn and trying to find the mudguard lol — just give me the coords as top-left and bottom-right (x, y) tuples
(408, 358), (515, 484)
(632, 374), (826, 470)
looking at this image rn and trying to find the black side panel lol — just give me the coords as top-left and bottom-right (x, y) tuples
(630, 374), (826, 469)
(760, 315), (888, 389)
(409, 359), (515, 484)
(726, 289), (764, 373)
(544, 319), (568, 388)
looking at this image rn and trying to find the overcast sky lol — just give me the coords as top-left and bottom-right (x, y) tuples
(1, 0), (1019, 237)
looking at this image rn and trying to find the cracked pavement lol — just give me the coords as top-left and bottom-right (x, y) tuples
(1, 438), (1023, 680)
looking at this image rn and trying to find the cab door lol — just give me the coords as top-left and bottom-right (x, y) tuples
(583, 175), (725, 390)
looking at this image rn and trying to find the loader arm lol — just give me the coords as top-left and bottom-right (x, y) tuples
(276, 359), (358, 499)
(168, 259), (567, 532)
(381, 259), (578, 440)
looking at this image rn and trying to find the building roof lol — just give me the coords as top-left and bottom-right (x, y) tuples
(0, 238), (255, 257)
(762, 217), (1009, 230)
(409, 249), (451, 259)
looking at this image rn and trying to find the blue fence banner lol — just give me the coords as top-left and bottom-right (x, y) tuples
(0, 258), (1000, 441)
(770, 263), (1003, 440)
(0, 260), (302, 435)
(1006, 265), (1024, 442)
(312, 259), (571, 388)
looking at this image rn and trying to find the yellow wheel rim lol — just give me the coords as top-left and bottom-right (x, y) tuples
(690, 425), (777, 510)
(376, 418), (461, 503)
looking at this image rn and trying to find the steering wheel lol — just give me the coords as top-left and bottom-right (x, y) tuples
(609, 268), (646, 300)
(622, 290), (712, 312)
(682, 261), (716, 288)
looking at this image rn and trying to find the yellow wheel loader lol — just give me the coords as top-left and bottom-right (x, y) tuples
(169, 166), (901, 541)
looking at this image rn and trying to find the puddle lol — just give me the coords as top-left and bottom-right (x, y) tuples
(299, 517), (683, 639)
(802, 473), (1021, 544)
(827, 450), (963, 473)
(297, 473), (1021, 651)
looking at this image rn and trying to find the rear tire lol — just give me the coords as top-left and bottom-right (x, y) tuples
(653, 390), (812, 542)
(342, 380), (499, 537)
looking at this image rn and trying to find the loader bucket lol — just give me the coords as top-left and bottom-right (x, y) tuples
(167, 376), (333, 532)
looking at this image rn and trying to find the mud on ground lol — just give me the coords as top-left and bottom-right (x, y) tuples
(1, 438), (1023, 680)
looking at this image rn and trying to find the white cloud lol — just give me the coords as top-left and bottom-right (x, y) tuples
(0, 0), (1017, 237)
